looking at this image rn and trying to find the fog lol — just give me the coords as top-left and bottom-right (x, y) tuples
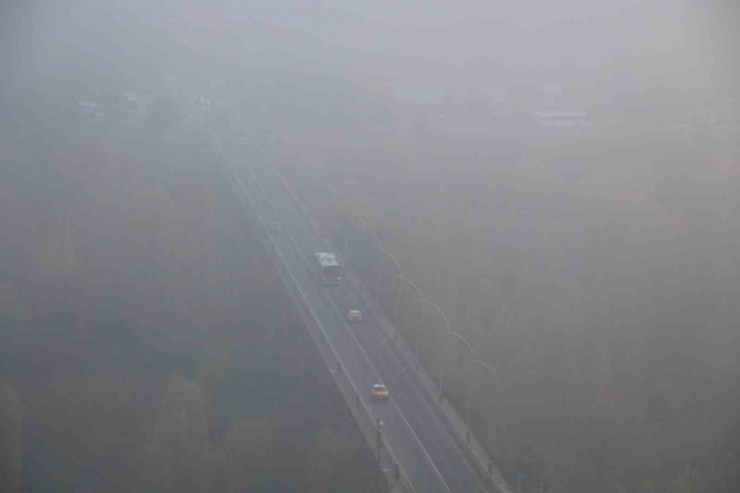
(3, 1), (738, 97)
(1, 1), (739, 492)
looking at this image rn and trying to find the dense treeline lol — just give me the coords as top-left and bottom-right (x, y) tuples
(0, 109), (377, 492)
(270, 124), (740, 493)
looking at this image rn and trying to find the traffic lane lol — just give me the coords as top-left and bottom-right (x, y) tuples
(227, 128), (482, 492)
(227, 140), (356, 354)
(243, 145), (450, 492)
(351, 320), (464, 492)
(229, 134), (441, 451)
(347, 304), (487, 493)
(237, 140), (454, 493)
(318, 223), (491, 493)
(321, 287), (452, 493)
(266, 222), (450, 491)
(243, 139), (486, 493)
(384, 400), (449, 493)
(224, 135), (374, 390)
(337, 277), (486, 487)
(220, 138), (350, 355)
(219, 134), (412, 483)
(223, 135), (408, 459)
(335, 281), (490, 493)
(322, 291), (386, 412)
(332, 305), (450, 493)
(312, 212), (485, 491)
(312, 262), (468, 491)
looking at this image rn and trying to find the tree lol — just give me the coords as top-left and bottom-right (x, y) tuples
(642, 479), (657, 493)
(138, 373), (212, 493)
(672, 478), (695, 493)
(305, 425), (374, 493)
(212, 416), (282, 492)
(0, 379), (23, 493)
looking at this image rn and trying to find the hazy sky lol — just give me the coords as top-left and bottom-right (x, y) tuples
(163, 0), (731, 88)
(2, 0), (737, 98)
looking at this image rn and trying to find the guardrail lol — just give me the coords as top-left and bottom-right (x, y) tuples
(208, 128), (416, 493)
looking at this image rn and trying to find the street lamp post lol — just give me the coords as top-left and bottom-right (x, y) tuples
(382, 249), (403, 277)
(489, 299), (509, 345)
(395, 363), (417, 381)
(366, 231), (385, 303)
(394, 275), (420, 327)
(374, 254), (385, 304)
(472, 359), (504, 460)
(466, 361), (480, 443)
(394, 276), (425, 364)
(347, 214), (404, 311)
(357, 225), (384, 303)
(393, 279), (404, 328)
(376, 248), (402, 308)
(376, 418), (384, 465)
(367, 228), (383, 254)
(345, 213), (367, 261)
(449, 331), (478, 433)
(414, 308), (424, 367)
(421, 298), (451, 397)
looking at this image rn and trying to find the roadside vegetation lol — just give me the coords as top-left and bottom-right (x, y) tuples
(270, 117), (740, 493)
(0, 106), (377, 493)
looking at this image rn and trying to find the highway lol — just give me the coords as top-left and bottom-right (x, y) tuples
(209, 114), (492, 493)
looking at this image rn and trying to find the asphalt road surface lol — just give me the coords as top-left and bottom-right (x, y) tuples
(210, 115), (491, 493)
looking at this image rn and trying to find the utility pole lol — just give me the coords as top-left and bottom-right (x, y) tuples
(375, 256), (384, 305)
(376, 419), (383, 465)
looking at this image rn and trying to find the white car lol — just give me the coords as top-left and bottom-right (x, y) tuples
(371, 384), (389, 402)
(347, 309), (362, 323)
